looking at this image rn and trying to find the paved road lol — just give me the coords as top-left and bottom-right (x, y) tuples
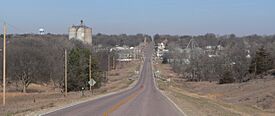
(44, 44), (183, 116)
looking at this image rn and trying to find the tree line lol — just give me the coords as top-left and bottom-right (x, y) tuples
(93, 33), (151, 47)
(0, 33), (148, 92)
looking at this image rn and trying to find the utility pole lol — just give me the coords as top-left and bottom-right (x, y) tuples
(254, 56), (257, 78)
(2, 23), (6, 106)
(107, 55), (110, 80)
(64, 49), (67, 96)
(89, 55), (92, 91)
(112, 56), (115, 69)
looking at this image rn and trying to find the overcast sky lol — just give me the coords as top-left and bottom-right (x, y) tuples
(0, 0), (275, 36)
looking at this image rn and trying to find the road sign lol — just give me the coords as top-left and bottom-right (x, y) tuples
(88, 79), (96, 86)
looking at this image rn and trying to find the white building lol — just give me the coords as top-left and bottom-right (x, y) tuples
(156, 42), (169, 58)
(110, 46), (136, 62)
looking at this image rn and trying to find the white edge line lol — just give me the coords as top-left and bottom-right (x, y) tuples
(151, 58), (187, 116)
(39, 60), (144, 116)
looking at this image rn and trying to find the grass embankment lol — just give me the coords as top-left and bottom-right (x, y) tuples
(155, 63), (275, 116)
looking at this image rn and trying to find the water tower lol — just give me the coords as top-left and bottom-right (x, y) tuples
(39, 28), (45, 35)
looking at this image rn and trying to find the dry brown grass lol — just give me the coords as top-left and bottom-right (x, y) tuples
(154, 63), (275, 116)
(0, 60), (141, 116)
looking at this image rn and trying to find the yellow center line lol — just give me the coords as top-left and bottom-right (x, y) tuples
(103, 86), (144, 116)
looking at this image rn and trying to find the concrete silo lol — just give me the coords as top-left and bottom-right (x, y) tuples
(69, 26), (77, 40)
(76, 27), (85, 40)
(84, 27), (92, 44)
(68, 20), (92, 45)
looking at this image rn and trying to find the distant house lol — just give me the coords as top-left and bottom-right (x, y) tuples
(156, 42), (169, 58)
(69, 20), (92, 45)
(204, 45), (225, 57)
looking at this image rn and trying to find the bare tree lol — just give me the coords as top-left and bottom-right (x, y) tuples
(8, 45), (45, 93)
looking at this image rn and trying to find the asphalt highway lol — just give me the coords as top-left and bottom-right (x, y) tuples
(43, 44), (184, 116)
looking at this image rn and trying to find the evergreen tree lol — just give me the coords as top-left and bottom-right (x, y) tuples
(249, 46), (273, 75)
(67, 48), (101, 91)
(219, 70), (235, 84)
